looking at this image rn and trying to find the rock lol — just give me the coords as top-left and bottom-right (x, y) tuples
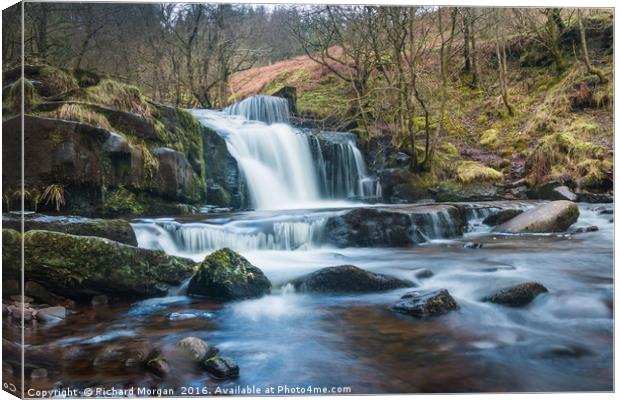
(552, 186), (577, 201)
(203, 356), (239, 380)
(569, 225), (599, 234)
(10, 295), (33, 303)
(392, 289), (459, 318)
(187, 248), (271, 301)
(494, 201), (579, 233)
(2, 214), (138, 246)
(536, 344), (592, 359)
(413, 269), (434, 279)
(35, 306), (66, 322)
(576, 191), (613, 203)
(91, 295), (108, 306)
(290, 265), (413, 294)
(482, 209), (523, 226)
(151, 147), (203, 202)
(176, 337), (218, 363)
(30, 368), (48, 379)
(3, 280), (20, 296)
(146, 356), (170, 377)
(324, 208), (414, 247)
(3, 229), (195, 300)
(25, 281), (65, 306)
(463, 242), (483, 249)
(123, 342), (152, 367)
(482, 282), (548, 307)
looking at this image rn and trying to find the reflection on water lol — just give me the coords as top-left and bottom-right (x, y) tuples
(5, 203), (613, 394)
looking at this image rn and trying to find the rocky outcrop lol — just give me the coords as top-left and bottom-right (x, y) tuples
(482, 282), (548, 307)
(152, 147), (204, 201)
(187, 248), (271, 300)
(3, 229), (195, 300)
(2, 213), (137, 245)
(202, 126), (247, 208)
(289, 265), (413, 294)
(494, 201), (579, 233)
(392, 289), (459, 318)
(324, 205), (464, 247)
(324, 208), (413, 247)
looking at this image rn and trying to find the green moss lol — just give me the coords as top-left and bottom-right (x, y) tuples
(456, 161), (503, 184)
(296, 78), (350, 119)
(101, 186), (145, 216)
(38, 65), (79, 95)
(479, 129), (500, 149)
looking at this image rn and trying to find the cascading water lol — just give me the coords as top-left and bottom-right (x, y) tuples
(223, 95), (290, 124)
(190, 95), (380, 210)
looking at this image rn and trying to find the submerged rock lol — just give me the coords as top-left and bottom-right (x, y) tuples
(3, 229), (195, 300)
(482, 209), (523, 226)
(35, 306), (66, 322)
(463, 242), (483, 249)
(289, 265), (414, 294)
(187, 248), (271, 300)
(177, 337), (218, 363)
(569, 225), (599, 234)
(203, 356), (239, 380)
(392, 289), (459, 318)
(413, 269), (434, 279)
(2, 213), (137, 245)
(482, 282), (548, 307)
(494, 201), (579, 233)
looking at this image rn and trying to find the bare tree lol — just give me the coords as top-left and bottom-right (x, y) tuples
(577, 10), (606, 83)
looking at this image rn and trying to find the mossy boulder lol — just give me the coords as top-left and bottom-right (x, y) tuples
(3, 229), (195, 300)
(2, 213), (137, 245)
(289, 265), (414, 294)
(324, 208), (414, 247)
(187, 248), (271, 301)
(495, 201), (579, 233)
(456, 161), (503, 185)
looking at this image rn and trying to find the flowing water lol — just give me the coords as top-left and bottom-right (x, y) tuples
(8, 96), (613, 395)
(11, 203), (613, 394)
(190, 96), (380, 210)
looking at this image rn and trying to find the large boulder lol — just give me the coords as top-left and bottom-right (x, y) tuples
(2, 213), (137, 245)
(187, 248), (271, 300)
(494, 201), (579, 233)
(289, 265), (414, 294)
(324, 208), (413, 247)
(3, 229), (195, 300)
(482, 282), (548, 307)
(392, 289), (459, 318)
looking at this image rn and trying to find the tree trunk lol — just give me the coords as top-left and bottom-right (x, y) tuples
(577, 10), (607, 83)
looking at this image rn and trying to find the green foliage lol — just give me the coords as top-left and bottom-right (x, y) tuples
(102, 186), (145, 216)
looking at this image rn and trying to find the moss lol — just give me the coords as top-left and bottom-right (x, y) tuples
(479, 129), (500, 149)
(42, 103), (112, 130)
(101, 186), (145, 216)
(38, 65), (79, 95)
(439, 142), (459, 156)
(17, 230), (195, 299)
(296, 78), (351, 119)
(2, 229), (22, 274)
(208, 185), (231, 207)
(75, 79), (152, 117)
(576, 159), (613, 188)
(456, 161), (503, 185)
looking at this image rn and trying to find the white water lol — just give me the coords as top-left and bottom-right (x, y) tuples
(190, 95), (380, 210)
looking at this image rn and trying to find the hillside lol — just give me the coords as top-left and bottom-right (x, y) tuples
(228, 12), (613, 203)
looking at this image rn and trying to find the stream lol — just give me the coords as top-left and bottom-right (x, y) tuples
(13, 203), (613, 393)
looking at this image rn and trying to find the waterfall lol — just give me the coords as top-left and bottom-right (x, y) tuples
(223, 95), (290, 124)
(190, 95), (380, 210)
(132, 213), (333, 258)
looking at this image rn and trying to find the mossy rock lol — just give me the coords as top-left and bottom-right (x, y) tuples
(494, 200), (579, 233)
(456, 161), (503, 185)
(2, 213), (137, 245)
(187, 248), (271, 301)
(5, 229), (195, 300)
